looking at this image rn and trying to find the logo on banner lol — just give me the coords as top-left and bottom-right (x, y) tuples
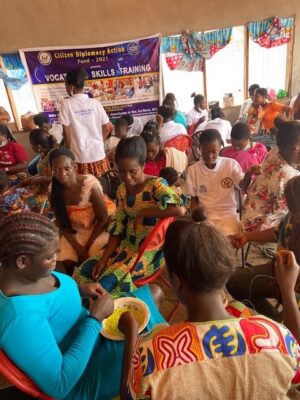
(127, 42), (140, 55)
(38, 52), (52, 66)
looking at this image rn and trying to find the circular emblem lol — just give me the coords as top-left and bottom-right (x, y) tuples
(38, 51), (52, 66)
(221, 177), (233, 189)
(127, 42), (140, 55)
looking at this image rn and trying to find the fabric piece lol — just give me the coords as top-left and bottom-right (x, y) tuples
(159, 120), (187, 145)
(248, 16), (293, 48)
(164, 147), (188, 174)
(75, 158), (110, 178)
(0, 141), (28, 168)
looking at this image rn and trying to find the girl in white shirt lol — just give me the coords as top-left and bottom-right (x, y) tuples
(186, 93), (209, 134)
(201, 105), (232, 145)
(59, 68), (111, 177)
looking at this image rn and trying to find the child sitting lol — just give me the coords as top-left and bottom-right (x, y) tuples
(221, 122), (268, 172)
(186, 129), (255, 235)
(0, 170), (29, 221)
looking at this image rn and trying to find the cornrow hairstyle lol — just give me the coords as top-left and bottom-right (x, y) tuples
(48, 147), (76, 232)
(65, 68), (88, 89)
(115, 136), (147, 166)
(0, 212), (58, 264)
(29, 129), (57, 151)
(140, 129), (161, 146)
(164, 207), (236, 293)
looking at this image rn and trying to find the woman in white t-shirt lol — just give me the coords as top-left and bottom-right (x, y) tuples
(186, 93), (209, 134)
(59, 68), (111, 177)
(201, 105), (232, 145)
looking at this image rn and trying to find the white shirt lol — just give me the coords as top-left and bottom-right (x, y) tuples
(127, 117), (143, 136)
(201, 118), (232, 144)
(186, 157), (244, 219)
(186, 108), (209, 127)
(49, 123), (63, 143)
(59, 94), (109, 163)
(159, 120), (187, 145)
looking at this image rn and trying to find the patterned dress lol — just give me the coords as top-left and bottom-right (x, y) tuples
(242, 149), (300, 231)
(127, 315), (300, 399)
(73, 178), (185, 297)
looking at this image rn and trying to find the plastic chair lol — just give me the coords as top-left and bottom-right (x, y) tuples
(164, 135), (192, 152)
(0, 350), (53, 400)
(130, 217), (180, 321)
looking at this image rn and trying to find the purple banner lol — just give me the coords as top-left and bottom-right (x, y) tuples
(20, 36), (160, 119)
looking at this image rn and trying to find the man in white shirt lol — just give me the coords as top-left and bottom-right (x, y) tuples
(186, 129), (254, 235)
(238, 84), (260, 122)
(157, 105), (187, 145)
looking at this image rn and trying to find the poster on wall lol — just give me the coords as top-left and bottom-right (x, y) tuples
(19, 35), (160, 123)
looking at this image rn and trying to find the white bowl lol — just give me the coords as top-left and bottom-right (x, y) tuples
(101, 297), (150, 341)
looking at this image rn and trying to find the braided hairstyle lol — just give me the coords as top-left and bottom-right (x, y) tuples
(48, 147), (75, 232)
(0, 212), (58, 264)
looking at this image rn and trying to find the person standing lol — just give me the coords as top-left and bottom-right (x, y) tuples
(59, 68), (111, 177)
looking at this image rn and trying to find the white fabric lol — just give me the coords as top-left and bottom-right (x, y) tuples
(186, 108), (209, 127)
(201, 118), (232, 144)
(164, 147), (188, 174)
(104, 136), (120, 152)
(159, 120), (187, 145)
(127, 117), (143, 136)
(49, 123), (63, 143)
(59, 94), (109, 163)
(238, 98), (253, 121)
(186, 157), (244, 220)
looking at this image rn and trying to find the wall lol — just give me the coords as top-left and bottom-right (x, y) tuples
(0, 0), (299, 94)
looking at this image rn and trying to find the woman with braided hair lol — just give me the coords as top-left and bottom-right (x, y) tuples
(228, 175), (300, 322)
(0, 212), (166, 399)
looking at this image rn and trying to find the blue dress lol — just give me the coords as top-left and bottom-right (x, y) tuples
(0, 272), (165, 400)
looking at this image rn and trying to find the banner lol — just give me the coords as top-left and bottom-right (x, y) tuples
(19, 35), (160, 123)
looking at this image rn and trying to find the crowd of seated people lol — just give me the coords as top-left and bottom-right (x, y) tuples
(1, 69), (300, 400)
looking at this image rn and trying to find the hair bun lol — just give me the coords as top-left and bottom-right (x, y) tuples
(191, 206), (208, 223)
(191, 92), (196, 98)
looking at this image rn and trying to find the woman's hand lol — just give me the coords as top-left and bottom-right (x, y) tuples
(229, 232), (248, 249)
(92, 259), (107, 281)
(274, 250), (300, 295)
(89, 293), (114, 322)
(79, 283), (106, 299)
(118, 311), (139, 336)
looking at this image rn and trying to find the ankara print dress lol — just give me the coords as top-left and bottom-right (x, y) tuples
(73, 177), (186, 297)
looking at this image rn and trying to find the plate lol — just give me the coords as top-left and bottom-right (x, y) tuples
(101, 297), (150, 341)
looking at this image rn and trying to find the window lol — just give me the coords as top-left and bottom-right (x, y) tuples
(161, 55), (204, 113)
(248, 41), (288, 92)
(205, 26), (245, 106)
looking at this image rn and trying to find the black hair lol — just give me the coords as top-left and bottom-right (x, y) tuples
(275, 118), (300, 148)
(0, 170), (9, 191)
(29, 129), (57, 151)
(249, 84), (260, 92)
(115, 136), (147, 165)
(157, 105), (174, 121)
(140, 129), (161, 145)
(231, 122), (250, 140)
(65, 68), (88, 89)
(143, 120), (158, 132)
(33, 113), (49, 126)
(191, 92), (205, 107)
(48, 147), (76, 232)
(165, 93), (176, 102)
(115, 118), (129, 128)
(159, 167), (178, 186)
(0, 212), (58, 263)
(199, 129), (222, 145)
(0, 124), (9, 137)
(210, 106), (225, 120)
(121, 114), (134, 126)
(164, 207), (235, 293)
(255, 88), (268, 98)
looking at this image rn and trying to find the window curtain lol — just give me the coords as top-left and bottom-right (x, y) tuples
(248, 16), (293, 48)
(161, 28), (232, 72)
(0, 53), (27, 90)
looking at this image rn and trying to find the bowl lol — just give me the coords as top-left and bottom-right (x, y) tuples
(101, 297), (150, 341)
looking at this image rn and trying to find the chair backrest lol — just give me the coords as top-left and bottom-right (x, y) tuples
(164, 135), (192, 152)
(0, 350), (53, 400)
(131, 217), (176, 273)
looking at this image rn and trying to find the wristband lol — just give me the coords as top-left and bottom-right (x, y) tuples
(87, 314), (102, 323)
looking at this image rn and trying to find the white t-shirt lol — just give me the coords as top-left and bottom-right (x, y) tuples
(186, 108), (209, 127)
(186, 157), (244, 219)
(49, 123), (63, 143)
(127, 117), (143, 136)
(159, 120), (187, 145)
(201, 118), (232, 144)
(59, 94), (109, 163)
